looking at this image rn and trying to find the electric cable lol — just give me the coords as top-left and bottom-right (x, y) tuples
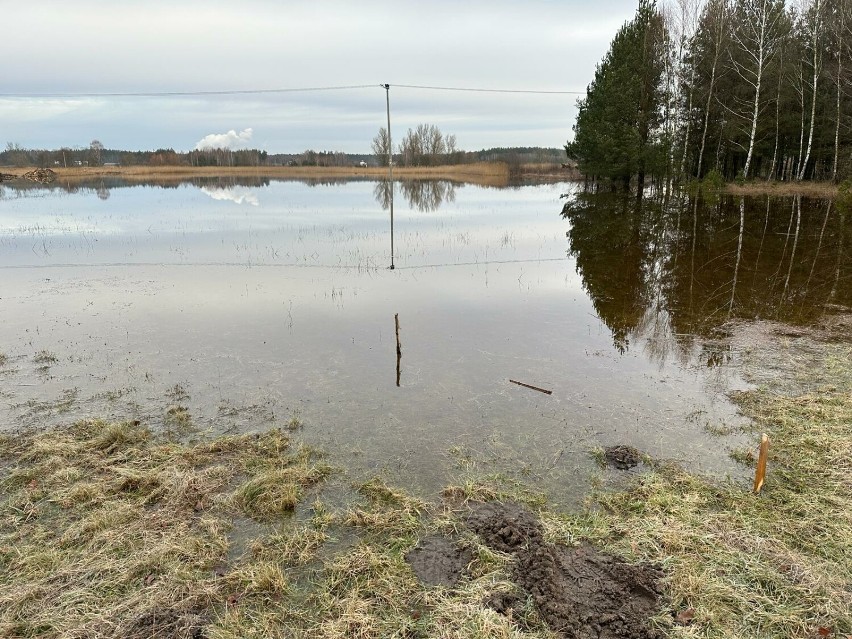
(0, 83), (584, 99)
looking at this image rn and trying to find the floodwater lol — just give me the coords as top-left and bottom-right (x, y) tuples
(1, 177), (848, 502)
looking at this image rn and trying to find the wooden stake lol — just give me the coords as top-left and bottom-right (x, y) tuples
(395, 313), (401, 387)
(509, 379), (552, 395)
(753, 433), (769, 493)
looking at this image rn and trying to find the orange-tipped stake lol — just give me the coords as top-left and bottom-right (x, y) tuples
(753, 433), (770, 493)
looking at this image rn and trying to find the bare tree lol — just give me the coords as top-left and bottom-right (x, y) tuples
(89, 139), (104, 166)
(796, 0), (824, 180)
(695, 0), (728, 178)
(729, 0), (787, 178)
(397, 123), (453, 166)
(371, 127), (391, 166)
(827, 0), (850, 181)
(671, 0), (704, 177)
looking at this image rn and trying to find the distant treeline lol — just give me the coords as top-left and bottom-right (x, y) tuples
(569, 0), (852, 186)
(1, 141), (566, 169)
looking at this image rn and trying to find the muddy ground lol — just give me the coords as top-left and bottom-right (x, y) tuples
(407, 501), (664, 639)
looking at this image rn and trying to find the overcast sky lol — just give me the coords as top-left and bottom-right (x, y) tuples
(2, 0), (639, 153)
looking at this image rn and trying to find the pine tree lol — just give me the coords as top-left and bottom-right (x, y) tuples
(568, 0), (667, 188)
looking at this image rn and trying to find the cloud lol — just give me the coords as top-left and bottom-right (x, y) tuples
(194, 128), (253, 150)
(200, 186), (259, 206)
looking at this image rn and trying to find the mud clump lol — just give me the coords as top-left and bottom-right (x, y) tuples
(604, 445), (642, 470)
(466, 501), (664, 639)
(405, 536), (472, 587)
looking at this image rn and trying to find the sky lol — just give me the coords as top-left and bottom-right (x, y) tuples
(2, 0), (640, 154)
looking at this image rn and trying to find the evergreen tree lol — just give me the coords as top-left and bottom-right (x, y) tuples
(568, 0), (667, 188)
(573, 0), (852, 183)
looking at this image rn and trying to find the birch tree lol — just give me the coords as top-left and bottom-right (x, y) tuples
(727, 0), (786, 177)
(674, 0), (704, 177)
(796, 0), (824, 180)
(692, 0), (729, 177)
(826, 0), (850, 180)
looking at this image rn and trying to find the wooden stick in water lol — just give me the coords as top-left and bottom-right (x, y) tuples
(509, 379), (552, 395)
(395, 313), (401, 387)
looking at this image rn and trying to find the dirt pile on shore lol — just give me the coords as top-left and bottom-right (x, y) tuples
(404, 536), (472, 588)
(466, 501), (664, 638)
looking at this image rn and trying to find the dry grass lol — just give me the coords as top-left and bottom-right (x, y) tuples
(0, 420), (553, 638)
(0, 421), (332, 638)
(541, 342), (852, 638)
(725, 180), (839, 197)
(7, 162), (523, 187)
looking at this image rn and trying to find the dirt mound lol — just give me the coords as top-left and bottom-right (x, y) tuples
(466, 501), (663, 639)
(604, 445), (642, 470)
(405, 536), (472, 587)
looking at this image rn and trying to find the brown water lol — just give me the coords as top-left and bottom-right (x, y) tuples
(1, 178), (847, 503)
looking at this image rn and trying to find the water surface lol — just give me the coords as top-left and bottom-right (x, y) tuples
(2, 178), (846, 502)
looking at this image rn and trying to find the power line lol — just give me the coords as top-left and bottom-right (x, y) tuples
(0, 84), (379, 99)
(0, 83), (584, 99)
(394, 83), (584, 95)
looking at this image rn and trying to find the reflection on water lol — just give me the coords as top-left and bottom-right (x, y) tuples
(0, 175), (277, 201)
(4, 179), (844, 503)
(562, 191), (850, 362)
(374, 179), (457, 213)
(200, 186), (260, 206)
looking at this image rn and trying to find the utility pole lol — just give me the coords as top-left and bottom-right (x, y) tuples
(384, 83), (395, 269)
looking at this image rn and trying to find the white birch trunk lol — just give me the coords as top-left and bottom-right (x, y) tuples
(797, 0), (821, 181)
(742, 48), (763, 178)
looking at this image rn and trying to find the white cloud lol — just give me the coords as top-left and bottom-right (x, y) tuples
(200, 186), (260, 206)
(194, 128), (254, 151)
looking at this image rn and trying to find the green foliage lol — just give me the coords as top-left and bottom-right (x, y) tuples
(701, 168), (725, 191)
(567, 0), (667, 186)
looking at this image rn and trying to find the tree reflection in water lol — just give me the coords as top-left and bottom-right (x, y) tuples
(561, 190), (851, 362)
(373, 179), (456, 213)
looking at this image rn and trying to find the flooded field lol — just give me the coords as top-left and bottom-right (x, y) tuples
(1, 177), (848, 502)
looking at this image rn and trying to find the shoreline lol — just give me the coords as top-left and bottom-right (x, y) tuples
(0, 162), (578, 187)
(723, 180), (840, 197)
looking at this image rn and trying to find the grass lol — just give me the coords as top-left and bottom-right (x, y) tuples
(1, 340), (849, 637)
(540, 342), (852, 638)
(0, 422), (333, 638)
(32, 350), (58, 365)
(724, 180), (839, 197)
(0, 418), (553, 638)
(10, 162), (515, 186)
(8, 161), (578, 189)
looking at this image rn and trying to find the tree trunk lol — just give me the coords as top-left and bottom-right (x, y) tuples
(767, 49), (784, 181)
(833, 41), (842, 181)
(743, 33), (764, 179)
(679, 61), (696, 177)
(798, 0), (822, 181)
